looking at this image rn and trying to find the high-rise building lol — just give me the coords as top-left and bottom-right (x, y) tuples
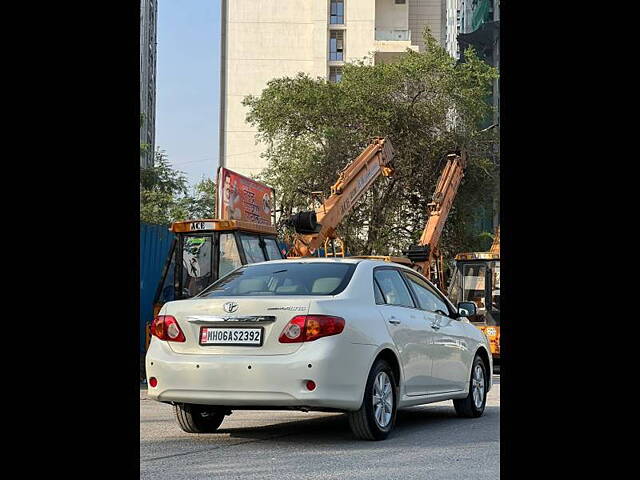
(220, 0), (447, 177)
(453, 0), (500, 229)
(456, 0), (499, 125)
(444, 0), (462, 60)
(140, 0), (158, 169)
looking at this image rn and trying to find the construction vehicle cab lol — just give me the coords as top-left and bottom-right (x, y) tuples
(152, 219), (284, 315)
(447, 251), (500, 359)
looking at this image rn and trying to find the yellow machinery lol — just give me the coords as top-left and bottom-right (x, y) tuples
(145, 219), (284, 350)
(447, 227), (501, 359)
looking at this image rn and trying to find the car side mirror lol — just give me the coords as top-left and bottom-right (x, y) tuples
(457, 302), (477, 317)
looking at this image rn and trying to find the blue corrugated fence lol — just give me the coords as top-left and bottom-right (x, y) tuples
(140, 222), (174, 353)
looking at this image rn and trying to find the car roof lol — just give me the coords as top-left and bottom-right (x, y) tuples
(250, 257), (362, 266)
(248, 257), (408, 269)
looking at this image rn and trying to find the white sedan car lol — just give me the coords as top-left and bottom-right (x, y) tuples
(146, 258), (492, 440)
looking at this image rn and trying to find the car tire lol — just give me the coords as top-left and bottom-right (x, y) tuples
(174, 404), (227, 433)
(453, 355), (488, 418)
(348, 359), (397, 441)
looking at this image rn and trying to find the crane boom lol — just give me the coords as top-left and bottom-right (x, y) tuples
(288, 137), (395, 257)
(406, 151), (467, 288)
(489, 225), (500, 254)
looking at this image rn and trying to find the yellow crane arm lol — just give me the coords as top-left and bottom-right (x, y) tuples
(288, 137), (395, 257)
(489, 225), (500, 254)
(407, 151), (467, 282)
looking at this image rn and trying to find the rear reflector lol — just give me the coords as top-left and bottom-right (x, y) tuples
(279, 315), (345, 343)
(151, 315), (186, 342)
(149, 377), (157, 388)
(306, 380), (316, 391)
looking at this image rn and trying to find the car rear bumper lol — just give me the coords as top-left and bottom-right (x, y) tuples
(145, 339), (377, 411)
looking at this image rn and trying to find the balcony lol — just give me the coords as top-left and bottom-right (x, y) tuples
(375, 29), (411, 42)
(374, 30), (418, 63)
(373, 0), (417, 63)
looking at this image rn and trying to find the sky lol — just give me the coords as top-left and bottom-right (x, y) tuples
(155, 0), (221, 187)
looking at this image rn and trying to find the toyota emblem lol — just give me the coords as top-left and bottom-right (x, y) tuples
(223, 302), (239, 313)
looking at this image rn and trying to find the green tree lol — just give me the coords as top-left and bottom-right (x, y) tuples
(243, 30), (499, 258)
(140, 150), (216, 225)
(177, 177), (217, 220)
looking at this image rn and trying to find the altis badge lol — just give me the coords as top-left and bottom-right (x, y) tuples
(266, 306), (307, 311)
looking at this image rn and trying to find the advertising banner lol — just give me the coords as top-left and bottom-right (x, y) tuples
(216, 167), (274, 226)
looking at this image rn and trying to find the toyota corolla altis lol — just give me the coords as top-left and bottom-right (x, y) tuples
(146, 258), (492, 440)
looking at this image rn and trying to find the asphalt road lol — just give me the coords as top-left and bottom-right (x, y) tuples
(140, 375), (499, 480)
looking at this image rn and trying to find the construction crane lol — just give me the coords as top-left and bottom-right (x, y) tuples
(286, 137), (395, 257)
(405, 151), (468, 291)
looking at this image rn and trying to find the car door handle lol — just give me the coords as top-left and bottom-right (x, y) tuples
(431, 323), (440, 330)
(388, 317), (401, 325)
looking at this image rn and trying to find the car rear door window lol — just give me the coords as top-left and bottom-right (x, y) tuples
(373, 280), (385, 304)
(374, 269), (415, 308)
(403, 272), (451, 316)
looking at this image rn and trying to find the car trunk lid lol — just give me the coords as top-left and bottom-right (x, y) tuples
(164, 297), (311, 355)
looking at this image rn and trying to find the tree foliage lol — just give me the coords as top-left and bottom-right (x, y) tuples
(243, 31), (499, 259)
(140, 150), (216, 225)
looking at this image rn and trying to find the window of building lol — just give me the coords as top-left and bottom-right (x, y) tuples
(395, 0), (406, 4)
(330, 0), (344, 24)
(329, 30), (344, 61)
(329, 66), (343, 83)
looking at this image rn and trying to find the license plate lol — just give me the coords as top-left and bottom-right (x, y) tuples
(199, 327), (263, 346)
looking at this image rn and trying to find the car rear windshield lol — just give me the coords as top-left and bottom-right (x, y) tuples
(197, 262), (358, 297)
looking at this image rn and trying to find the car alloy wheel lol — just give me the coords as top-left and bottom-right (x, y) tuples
(348, 359), (397, 440)
(372, 371), (393, 429)
(453, 354), (488, 418)
(472, 364), (485, 409)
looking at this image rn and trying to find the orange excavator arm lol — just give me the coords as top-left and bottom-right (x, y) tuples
(287, 137), (395, 257)
(489, 225), (500, 254)
(406, 151), (467, 288)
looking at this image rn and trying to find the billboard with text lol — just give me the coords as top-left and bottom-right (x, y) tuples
(216, 167), (274, 226)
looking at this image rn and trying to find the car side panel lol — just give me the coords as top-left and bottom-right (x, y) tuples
(378, 305), (435, 396)
(430, 314), (476, 392)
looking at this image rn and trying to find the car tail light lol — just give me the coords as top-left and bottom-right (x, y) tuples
(279, 315), (345, 343)
(151, 315), (186, 342)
